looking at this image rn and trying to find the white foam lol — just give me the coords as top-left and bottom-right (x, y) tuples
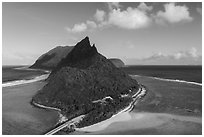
(131, 75), (202, 86)
(32, 101), (61, 111)
(152, 77), (202, 86)
(2, 74), (49, 88)
(14, 66), (50, 73)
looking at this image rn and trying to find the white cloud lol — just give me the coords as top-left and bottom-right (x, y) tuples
(138, 2), (153, 12)
(107, 2), (122, 10)
(174, 52), (184, 59)
(196, 7), (202, 15)
(126, 47), (201, 65)
(188, 47), (198, 58)
(141, 47), (199, 61)
(156, 3), (193, 23)
(66, 2), (194, 33)
(66, 23), (87, 33)
(94, 9), (106, 22)
(173, 47), (198, 59)
(86, 20), (97, 29)
(108, 7), (151, 29)
(66, 21), (97, 33)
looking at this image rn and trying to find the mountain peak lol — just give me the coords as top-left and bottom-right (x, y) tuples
(75, 36), (90, 48)
(55, 36), (98, 70)
(32, 36), (139, 128)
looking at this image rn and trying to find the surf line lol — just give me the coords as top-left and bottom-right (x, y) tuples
(131, 75), (202, 86)
(2, 74), (49, 88)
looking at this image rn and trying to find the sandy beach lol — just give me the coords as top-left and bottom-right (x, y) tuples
(73, 112), (201, 135)
(72, 75), (202, 135)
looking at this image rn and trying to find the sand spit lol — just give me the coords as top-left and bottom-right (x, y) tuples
(2, 74), (49, 88)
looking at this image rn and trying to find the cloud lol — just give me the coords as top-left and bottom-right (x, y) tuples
(187, 47), (198, 58)
(107, 2), (122, 10)
(66, 23), (87, 33)
(126, 47), (201, 65)
(66, 20), (97, 33)
(108, 7), (151, 29)
(138, 2), (153, 12)
(65, 2), (194, 33)
(156, 3), (193, 23)
(172, 47), (198, 59)
(86, 20), (97, 29)
(141, 47), (200, 61)
(196, 7), (202, 15)
(94, 9), (106, 22)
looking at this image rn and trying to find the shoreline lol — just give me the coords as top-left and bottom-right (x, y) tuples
(2, 74), (49, 88)
(31, 101), (68, 124)
(131, 75), (202, 86)
(32, 85), (146, 134)
(14, 66), (50, 73)
(75, 85), (146, 132)
(3, 67), (50, 88)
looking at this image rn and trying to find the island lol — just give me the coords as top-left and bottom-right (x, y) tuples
(30, 43), (125, 70)
(31, 36), (145, 134)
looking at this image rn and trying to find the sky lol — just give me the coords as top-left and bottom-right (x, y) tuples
(2, 2), (202, 65)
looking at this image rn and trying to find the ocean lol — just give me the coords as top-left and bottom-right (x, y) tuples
(122, 65), (202, 84)
(2, 65), (202, 135)
(2, 66), (58, 135)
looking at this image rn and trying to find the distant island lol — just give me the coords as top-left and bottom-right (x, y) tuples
(31, 36), (141, 132)
(30, 44), (125, 70)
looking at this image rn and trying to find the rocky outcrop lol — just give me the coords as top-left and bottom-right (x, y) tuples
(32, 36), (139, 127)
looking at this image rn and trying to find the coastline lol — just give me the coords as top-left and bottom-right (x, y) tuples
(2, 80), (59, 135)
(14, 66), (50, 73)
(131, 75), (202, 86)
(31, 85), (146, 134)
(2, 74), (49, 88)
(3, 66), (50, 88)
(75, 85), (146, 132)
(31, 101), (68, 124)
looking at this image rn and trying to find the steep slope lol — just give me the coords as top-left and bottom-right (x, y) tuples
(32, 36), (139, 128)
(109, 58), (125, 67)
(30, 46), (74, 70)
(30, 45), (124, 70)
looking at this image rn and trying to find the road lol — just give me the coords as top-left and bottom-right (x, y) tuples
(45, 85), (146, 135)
(45, 115), (84, 135)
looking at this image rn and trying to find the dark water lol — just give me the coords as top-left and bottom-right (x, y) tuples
(122, 65), (202, 84)
(2, 65), (48, 83)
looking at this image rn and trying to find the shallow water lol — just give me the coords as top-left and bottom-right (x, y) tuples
(2, 81), (59, 135)
(2, 72), (202, 135)
(73, 75), (202, 135)
(85, 112), (202, 135)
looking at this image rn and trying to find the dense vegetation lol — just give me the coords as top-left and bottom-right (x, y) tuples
(32, 36), (139, 128)
(30, 46), (74, 70)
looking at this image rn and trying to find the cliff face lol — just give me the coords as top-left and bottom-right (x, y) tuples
(30, 46), (74, 70)
(32, 37), (139, 127)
